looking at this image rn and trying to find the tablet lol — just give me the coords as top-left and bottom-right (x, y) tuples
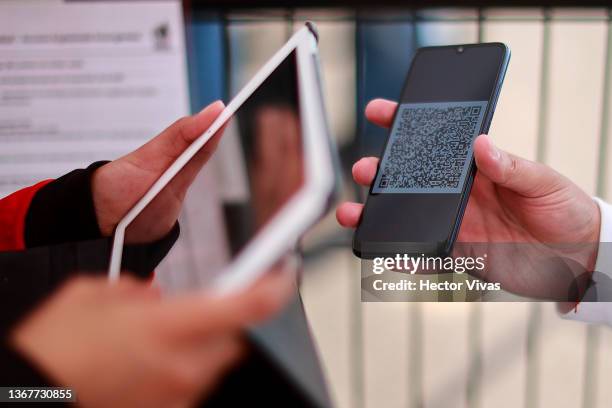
(107, 22), (338, 293)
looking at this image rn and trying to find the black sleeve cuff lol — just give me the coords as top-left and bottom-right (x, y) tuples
(0, 340), (50, 387)
(24, 161), (108, 248)
(121, 223), (180, 278)
(0, 224), (179, 333)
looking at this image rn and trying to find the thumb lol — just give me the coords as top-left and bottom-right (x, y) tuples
(130, 100), (225, 170)
(473, 134), (564, 197)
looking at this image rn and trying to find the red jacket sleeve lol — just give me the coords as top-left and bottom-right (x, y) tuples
(0, 180), (53, 252)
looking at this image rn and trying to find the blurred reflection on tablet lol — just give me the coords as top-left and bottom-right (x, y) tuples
(249, 107), (303, 230)
(221, 52), (303, 256)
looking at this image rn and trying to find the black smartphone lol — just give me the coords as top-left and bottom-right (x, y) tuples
(353, 43), (510, 259)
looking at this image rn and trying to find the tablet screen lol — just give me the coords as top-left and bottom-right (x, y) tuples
(220, 51), (303, 256)
(122, 50), (304, 291)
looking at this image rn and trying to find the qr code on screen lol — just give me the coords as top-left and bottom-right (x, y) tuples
(372, 101), (488, 194)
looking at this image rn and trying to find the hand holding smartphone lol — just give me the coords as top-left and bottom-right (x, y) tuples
(353, 43), (510, 258)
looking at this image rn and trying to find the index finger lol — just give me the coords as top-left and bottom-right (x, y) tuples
(158, 267), (296, 338)
(365, 98), (398, 129)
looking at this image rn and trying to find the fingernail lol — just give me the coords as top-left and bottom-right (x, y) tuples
(278, 255), (300, 280)
(277, 267), (297, 298)
(282, 262), (298, 282)
(199, 100), (224, 113)
(489, 139), (502, 162)
(254, 269), (294, 305)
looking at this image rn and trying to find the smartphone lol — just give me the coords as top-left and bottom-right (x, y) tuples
(353, 43), (510, 259)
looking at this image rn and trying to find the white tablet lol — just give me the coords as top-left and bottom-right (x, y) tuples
(108, 22), (338, 293)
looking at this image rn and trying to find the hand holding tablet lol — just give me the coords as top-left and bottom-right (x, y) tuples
(108, 23), (339, 294)
(91, 101), (226, 242)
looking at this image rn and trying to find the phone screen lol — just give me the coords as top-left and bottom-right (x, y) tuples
(354, 43), (509, 258)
